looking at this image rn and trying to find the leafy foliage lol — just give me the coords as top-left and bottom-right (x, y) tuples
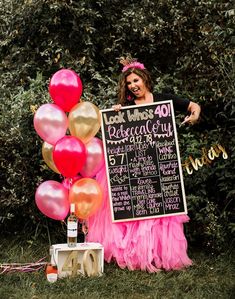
(0, 0), (234, 251)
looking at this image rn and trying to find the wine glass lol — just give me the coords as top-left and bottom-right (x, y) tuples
(82, 220), (89, 244)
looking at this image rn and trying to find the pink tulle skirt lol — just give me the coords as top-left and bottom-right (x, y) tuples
(87, 166), (192, 272)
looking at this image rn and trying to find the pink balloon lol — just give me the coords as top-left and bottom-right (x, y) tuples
(35, 180), (69, 220)
(62, 175), (82, 189)
(80, 137), (105, 178)
(53, 136), (87, 178)
(49, 69), (83, 112)
(34, 103), (68, 145)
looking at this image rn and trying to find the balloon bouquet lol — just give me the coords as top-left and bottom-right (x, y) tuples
(34, 69), (104, 238)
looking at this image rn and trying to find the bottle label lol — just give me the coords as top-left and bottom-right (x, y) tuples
(67, 221), (77, 237)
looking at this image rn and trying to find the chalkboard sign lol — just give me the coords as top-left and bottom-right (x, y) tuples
(100, 101), (187, 222)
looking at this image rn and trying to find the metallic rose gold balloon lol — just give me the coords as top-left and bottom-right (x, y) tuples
(80, 137), (104, 178)
(35, 180), (69, 220)
(34, 103), (68, 145)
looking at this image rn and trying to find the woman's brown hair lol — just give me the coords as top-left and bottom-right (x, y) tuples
(117, 68), (153, 105)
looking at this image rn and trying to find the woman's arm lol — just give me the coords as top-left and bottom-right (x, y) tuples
(181, 101), (201, 125)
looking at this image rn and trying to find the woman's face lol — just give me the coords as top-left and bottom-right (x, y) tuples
(126, 73), (148, 98)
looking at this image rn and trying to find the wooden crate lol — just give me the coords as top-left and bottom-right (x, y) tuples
(49, 243), (104, 277)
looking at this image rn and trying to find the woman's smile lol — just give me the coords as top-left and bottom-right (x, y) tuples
(126, 73), (148, 98)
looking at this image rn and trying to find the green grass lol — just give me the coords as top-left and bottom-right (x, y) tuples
(0, 238), (234, 299)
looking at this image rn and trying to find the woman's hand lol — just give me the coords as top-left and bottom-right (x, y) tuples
(181, 101), (201, 125)
(112, 104), (122, 111)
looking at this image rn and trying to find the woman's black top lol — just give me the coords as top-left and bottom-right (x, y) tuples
(125, 93), (190, 112)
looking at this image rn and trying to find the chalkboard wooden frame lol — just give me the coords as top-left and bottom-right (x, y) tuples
(100, 100), (187, 222)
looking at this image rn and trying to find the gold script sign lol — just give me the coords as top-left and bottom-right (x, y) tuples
(182, 144), (228, 175)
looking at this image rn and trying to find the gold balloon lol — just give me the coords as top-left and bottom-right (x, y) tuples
(68, 101), (101, 144)
(42, 142), (60, 174)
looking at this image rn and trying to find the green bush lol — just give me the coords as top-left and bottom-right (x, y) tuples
(0, 0), (234, 251)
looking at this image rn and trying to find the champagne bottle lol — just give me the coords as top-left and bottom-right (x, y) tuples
(67, 203), (78, 247)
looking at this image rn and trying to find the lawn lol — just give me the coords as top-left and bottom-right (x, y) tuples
(0, 237), (234, 299)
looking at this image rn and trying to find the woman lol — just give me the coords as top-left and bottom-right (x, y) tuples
(115, 57), (200, 124)
(87, 57), (201, 272)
